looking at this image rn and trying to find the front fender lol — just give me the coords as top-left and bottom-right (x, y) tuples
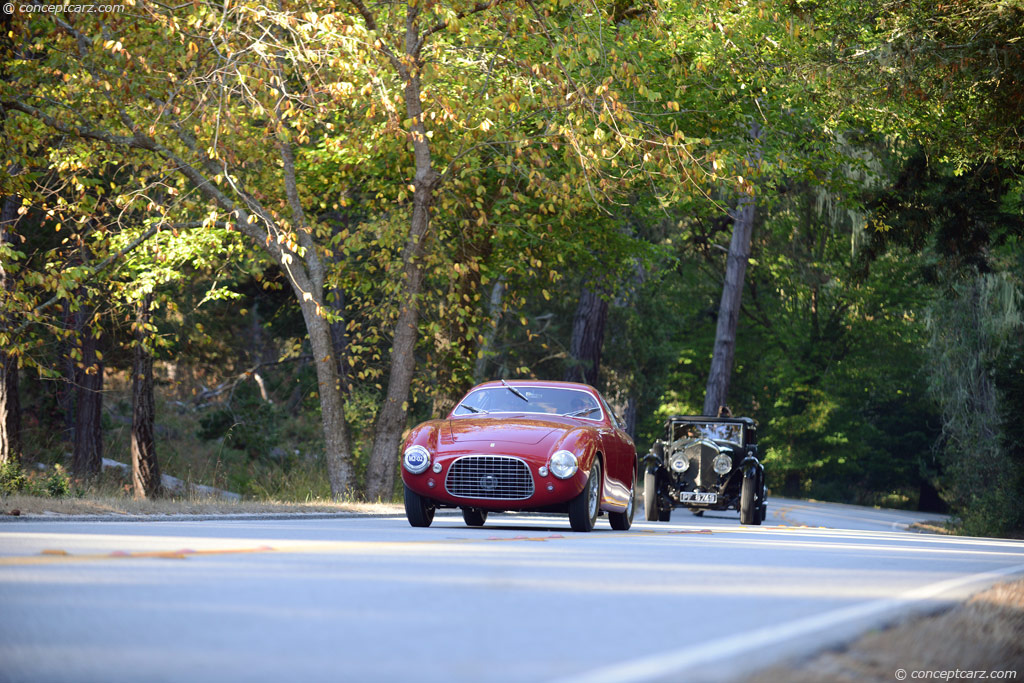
(643, 440), (666, 471)
(740, 454), (762, 477)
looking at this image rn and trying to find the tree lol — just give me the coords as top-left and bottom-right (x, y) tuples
(5, 1), (698, 499)
(0, 195), (19, 466)
(563, 286), (609, 387)
(131, 293), (161, 498)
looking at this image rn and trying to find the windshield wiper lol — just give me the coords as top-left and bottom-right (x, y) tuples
(459, 403), (486, 414)
(501, 379), (529, 402)
(565, 407), (598, 417)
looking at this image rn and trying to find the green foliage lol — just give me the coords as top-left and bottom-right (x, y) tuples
(0, 461), (71, 498)
(44, 464), (71, 498)
(0, 460), (28, 495)
(2, 0), (1022, 528)
(196, 389), (281, 459)
(926, 273), (1023, 535)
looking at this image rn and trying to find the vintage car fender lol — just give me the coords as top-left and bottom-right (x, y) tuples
(740, 453), (762, 476)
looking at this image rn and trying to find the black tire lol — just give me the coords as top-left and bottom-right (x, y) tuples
(740, 469), (760, 525)
(404, 484), (435, 528)
(462, 508), (488, 527)
(643, 468), (660, 522)
(760, 503), (768, 523)
(609, 473), (635, 531)
(569, 460), (602, 532)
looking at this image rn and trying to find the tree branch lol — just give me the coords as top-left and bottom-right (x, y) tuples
(415, 1), (508, 56)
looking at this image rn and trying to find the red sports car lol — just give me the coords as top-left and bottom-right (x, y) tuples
(401, 380), (638, 532)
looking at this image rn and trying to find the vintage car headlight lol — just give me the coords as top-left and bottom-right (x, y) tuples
(712, 453), (733, 476)
(549, 450), (579, 479)
(670, 456), (689, 473)
(403, 445), (431, 474)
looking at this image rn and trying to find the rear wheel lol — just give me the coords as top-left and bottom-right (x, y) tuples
(462, 508), (488, 527)
(404, 484), (435, 528)
(609, 474), (635, 531)
(569, 461), (602, 532)
(739, 470), (760, 525)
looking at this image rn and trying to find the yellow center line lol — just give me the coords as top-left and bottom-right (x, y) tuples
(0, 545), (278, 566)
(0, 525), (840, 567)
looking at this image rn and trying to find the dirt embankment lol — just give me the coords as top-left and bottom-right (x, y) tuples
(753, 579), (1024, 682)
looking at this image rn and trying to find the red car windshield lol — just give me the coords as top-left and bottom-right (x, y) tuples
(453, 386), (603, 420)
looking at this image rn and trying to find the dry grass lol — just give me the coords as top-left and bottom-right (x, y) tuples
(0, 494), (403, 518)
(909, 521), (956, 535)
(752, 579), (1024, 682)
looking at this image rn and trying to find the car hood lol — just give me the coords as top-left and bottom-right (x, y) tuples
(445, 416), (567, 446)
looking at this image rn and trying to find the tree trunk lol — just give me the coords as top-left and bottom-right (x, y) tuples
(0, 194), (20, 465)
(703, 193), (755, 416)
(71, 326), (103, 479)
(364, 177), (435, 500)
(301, 299), (356, 497)
(623, 396), (638, 440)
(473, 277), (507, 383)
(364, 22), (441, 502)
(131, 294), (161, 498)
(564, 287), (609, 387)
(704, 121), (761, 416)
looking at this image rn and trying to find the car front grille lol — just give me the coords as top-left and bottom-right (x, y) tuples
(445, 455), (535, 500)
(678, 442), (718, 488)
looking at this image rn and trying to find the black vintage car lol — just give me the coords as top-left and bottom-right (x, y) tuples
(643, 415), (766, 525)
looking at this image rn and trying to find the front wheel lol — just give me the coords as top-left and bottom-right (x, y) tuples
(739, 470), (761, 525)
(643, 468), (660, 522)
(462, 508), (488, 527)
(609, 474), (635, 531)
(569, 460), (602, 532)
(404, 484), (435, 528)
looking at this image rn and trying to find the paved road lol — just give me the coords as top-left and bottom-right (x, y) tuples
(1, 500), (1021, 683)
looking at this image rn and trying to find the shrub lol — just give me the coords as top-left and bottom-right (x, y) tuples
(45, 465), (71, 498)
(0, 460), (28, 495)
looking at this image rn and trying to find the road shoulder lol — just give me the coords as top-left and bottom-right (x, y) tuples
(750, 579), (1024, 683)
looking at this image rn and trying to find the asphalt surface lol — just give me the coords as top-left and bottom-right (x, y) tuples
(1, 498), (1022, 683)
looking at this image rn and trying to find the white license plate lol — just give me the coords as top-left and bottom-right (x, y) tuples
(679, 491), (717, 504)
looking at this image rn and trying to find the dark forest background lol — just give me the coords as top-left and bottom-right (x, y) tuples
(2, 0), (1022, 536)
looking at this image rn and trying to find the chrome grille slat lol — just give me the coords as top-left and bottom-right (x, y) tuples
(445, 455), (535, 500)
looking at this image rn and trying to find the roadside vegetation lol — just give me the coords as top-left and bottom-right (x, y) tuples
(1, 1), (1022, 536)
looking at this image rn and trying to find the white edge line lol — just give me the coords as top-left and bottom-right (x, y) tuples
(556, 561), (1024, 683)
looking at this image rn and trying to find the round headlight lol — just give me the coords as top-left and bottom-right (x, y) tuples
(549, 450), (579, 479)
(670, 457), (689, 473)
(403, 445), (431, 474)
(712, 453), (733, 476)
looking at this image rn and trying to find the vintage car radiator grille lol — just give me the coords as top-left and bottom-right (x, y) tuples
(445, 456), (535, 500)
(682, 442), (718, 488)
